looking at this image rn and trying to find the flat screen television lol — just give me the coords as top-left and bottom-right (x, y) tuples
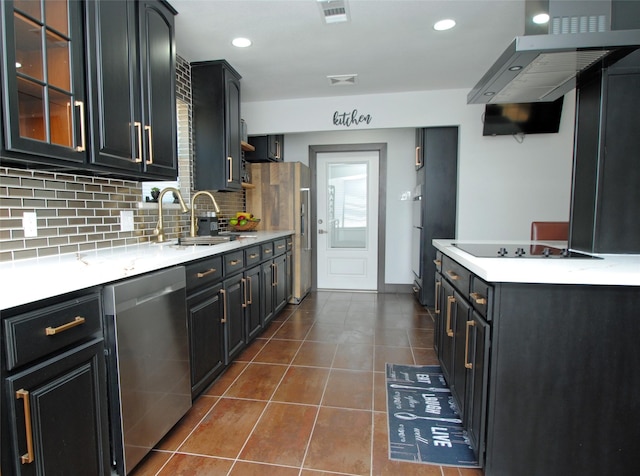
(482, 97), (564, 136)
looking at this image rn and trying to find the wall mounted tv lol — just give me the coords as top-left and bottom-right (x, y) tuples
(482, 97), (564, 136)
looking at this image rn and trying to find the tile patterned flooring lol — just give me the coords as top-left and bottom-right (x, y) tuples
(130, 291), (483, 476)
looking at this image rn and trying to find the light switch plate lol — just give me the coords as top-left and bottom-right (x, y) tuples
(23, 211), (37, 237)
(120, 210), (134, 232)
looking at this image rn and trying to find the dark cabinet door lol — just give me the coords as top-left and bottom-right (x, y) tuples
(439, 279), (456, 385)
(465, 310), (490, 465)
(5, 339), (110, 476)
(187, 283), (225, 398)
(193, 60), (242, 191)
(245, 135), (284, 162)
(244, 266), (262, 342)
(273, 253), (288, 314)
(433, 272), (444, 354)
(1, 0), (87, 164)
(86, 0), (176, 179)
(222, 273), (246, 364)
(451, 290), (471, 419)
(261, 261), (274, 326)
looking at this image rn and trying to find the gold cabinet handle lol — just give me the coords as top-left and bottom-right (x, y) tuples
(227, 156), (233, 182)
(277, 244), (285, 250)
(229, 259), (242, 266)
(74, 100), (86, 152)
(16, 389), (34, 464)
(271, 262), (277, 287)
(264, 249), (272, 254)
(196, 268), (217, 278)
(241, 278), (247, 308)
(134, 122), (143, 162)
(465, 320), (475, 369)
(415, 146), (421, 167)
(247, 276), (253, 304)
(220, 289), (227, 323)
(249, 253), (259, 259)
(275, 140), (281, 159)
(45, 316), (85, 336)
(469, 292), (487, 305)
(144, 125), (153, 164)
(446, 270), (460, 281)
(434, 280), (441, 314)
(433, 259), (441, 266)
(446, 296), (455, 337)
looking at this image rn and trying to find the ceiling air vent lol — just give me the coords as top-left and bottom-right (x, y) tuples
(317, 0), (349, 24)
(327, 74), (358, 86)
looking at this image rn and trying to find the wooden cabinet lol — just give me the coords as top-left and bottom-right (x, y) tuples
(413, 126), (458, 307)
(571, 49), (640, 253)
(192, 60), (243, 191)
(1, 291), (110, 476)
(245, 134), (284, 162)
(1, 0), (87, 165)
(1, 0), (177, 180)
(85, 0), (177, 179)
(185, 256), (225, 399)
(222, 272), (246, 364)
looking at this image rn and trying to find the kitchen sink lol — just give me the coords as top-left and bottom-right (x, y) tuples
(177, 235), (236, 246)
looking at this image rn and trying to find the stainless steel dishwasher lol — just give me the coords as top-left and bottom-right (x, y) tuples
(103, 266), (191, 475)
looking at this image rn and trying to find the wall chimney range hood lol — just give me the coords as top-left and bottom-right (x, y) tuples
(467, 0), (640, 104)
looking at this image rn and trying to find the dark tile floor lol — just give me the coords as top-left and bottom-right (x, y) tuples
(130, 291), (483, 476)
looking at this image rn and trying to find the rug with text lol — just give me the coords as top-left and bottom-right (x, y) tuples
(385, 363), (480, 468)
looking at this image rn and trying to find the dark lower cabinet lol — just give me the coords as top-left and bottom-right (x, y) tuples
(187, 283), (225, 398)
(273, 253), (288, 315)
(438, 279), (456, 385)
(244, 265), (262, 341)
(4, 339), (110, 476)
(222, 273), (246, 364)
(465, 310), (489, 465)
(261, 261), (275, 326)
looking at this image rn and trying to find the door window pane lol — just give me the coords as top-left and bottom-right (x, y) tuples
(46, 30), (70, 91)
(327, 162), (368, 249)
(49, 89), (73, 147)
(45, 0), (69, 35)
(14, 0), (41, 21)
(14, 12), (44, 81)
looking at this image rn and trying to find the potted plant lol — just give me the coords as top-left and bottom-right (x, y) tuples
(150, 187), (160, 202)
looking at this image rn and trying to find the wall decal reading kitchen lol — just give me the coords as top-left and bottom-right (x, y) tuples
(333, 109), (372, 127)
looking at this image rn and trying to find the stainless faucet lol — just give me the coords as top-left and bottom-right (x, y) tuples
(190, 191), (221, 237)
(153, 187), (189, 242)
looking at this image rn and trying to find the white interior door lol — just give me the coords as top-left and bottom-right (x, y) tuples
(316, 151), (379, 290)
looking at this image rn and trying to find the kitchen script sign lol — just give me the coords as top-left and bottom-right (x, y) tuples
(333, 109), (372, 127)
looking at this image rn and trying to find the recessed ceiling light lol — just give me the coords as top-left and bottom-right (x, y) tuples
(433, 19), (456, 31)
(232, 37), (252, 48)
(532, 13), (550, 24)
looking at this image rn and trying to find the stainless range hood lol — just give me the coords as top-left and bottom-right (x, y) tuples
(468, 0), (640, 104)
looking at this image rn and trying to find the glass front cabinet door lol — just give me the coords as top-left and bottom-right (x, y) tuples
(1, 0), (87, 164)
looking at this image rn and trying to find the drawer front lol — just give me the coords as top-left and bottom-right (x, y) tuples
(245, 246), (261, 267)
(442, 255), (471, 296)
(261, 242), (274, 259)
(4, 293), (102, 370)
(274, 239), (287, 256)
(286, 237), (293, 251)
(224, 250), (245, 275)
(186, 256), (223, 291)
(470, 275), (493, 320)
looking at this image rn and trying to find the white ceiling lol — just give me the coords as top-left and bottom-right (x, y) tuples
(171, 0), (527, 103)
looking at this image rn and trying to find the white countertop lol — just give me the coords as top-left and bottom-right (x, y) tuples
(0, 231), (293, 311)
(433, 239), (640, 286)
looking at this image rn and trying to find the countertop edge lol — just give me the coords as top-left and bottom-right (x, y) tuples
(433, 239), (640, 286)
(0, 231), (294, 311)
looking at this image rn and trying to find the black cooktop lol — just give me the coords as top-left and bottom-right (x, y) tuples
(452, 243), (601, 259)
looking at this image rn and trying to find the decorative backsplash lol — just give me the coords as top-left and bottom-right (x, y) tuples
(0, 55), (245, 262)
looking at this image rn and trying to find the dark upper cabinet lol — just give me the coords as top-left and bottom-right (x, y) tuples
(192, 60), (242, 191)
(85, 0), (177, 179)
(1, 0), (177, 180)
(245, 135), (284, 162)
(570, 50), (640, 253)
(1, 0), (87, 165)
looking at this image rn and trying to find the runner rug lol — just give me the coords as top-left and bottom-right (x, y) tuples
(385, 363), (480, 468)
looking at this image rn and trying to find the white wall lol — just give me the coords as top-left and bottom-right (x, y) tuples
(242, 88), (576, 284)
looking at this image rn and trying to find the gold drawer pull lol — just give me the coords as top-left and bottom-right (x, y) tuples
(465, 320), (475, 369)
(470, 292), (487, 305)
(446, 296), (455, 337)
(446, 270), (459, 281)
(16, 389), (34, 464)
(264, 249), (272, 254)
(249, 253), (259, 259)
(277, 244), (285, 250)
(196, 268), (217, 278)
(45, 316), (85, 336)
(433, 259), (441, 266)
(229, 259), (241, 266)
